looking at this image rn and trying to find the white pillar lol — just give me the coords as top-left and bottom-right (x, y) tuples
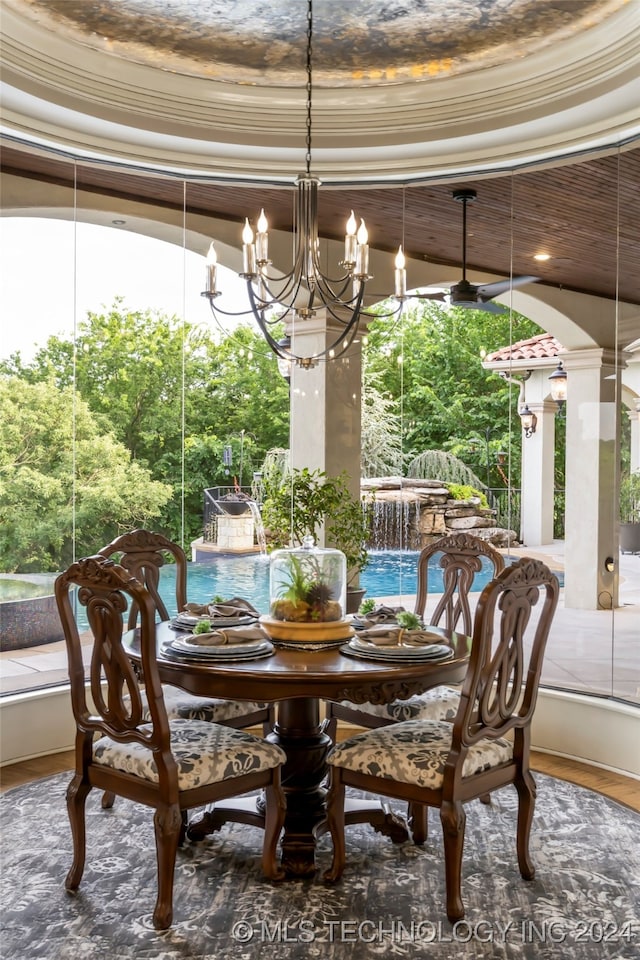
(520, 398), (557, 546)
(563, 348), (620, 610)
(288, 311), (363, 534)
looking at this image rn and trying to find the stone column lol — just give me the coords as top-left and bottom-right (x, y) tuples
(563, 348), (620, 609)
(288, 310), (363, 530)
(520, 398), (557, 546)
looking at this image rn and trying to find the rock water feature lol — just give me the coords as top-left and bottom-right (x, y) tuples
(362, 477), (517, 551)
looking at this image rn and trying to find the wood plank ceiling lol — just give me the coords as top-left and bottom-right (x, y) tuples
(1, 144), (638, 307)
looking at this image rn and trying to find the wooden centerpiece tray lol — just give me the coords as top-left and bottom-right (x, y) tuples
(259, 616), (355, 650)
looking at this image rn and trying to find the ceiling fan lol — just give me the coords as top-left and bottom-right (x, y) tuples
(414, 188), (539, 314)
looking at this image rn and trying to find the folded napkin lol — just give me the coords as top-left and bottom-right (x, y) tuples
(357, 625), (444, 647)
(355, 604), (406, 627)
(184, 624), (270, 647)
(183, 597), (260, 620)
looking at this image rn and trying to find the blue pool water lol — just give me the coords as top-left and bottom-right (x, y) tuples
(73, 550), (562, 627)
(105, 551), (509, 619)
(77, 550), (562, 629)
(161, 550), (500, 616)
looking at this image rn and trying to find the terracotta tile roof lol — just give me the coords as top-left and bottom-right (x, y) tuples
(484, 332), (564, 362)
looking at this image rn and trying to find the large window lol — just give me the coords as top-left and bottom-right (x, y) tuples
(0, 149), (638, 707)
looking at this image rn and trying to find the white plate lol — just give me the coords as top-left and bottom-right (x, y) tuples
(168, 636), (272, 658)
(161, 644), (274, 663)
(341, 640), (454, 663)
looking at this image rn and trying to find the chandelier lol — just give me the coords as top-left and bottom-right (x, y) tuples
(201, 0), (404, 369)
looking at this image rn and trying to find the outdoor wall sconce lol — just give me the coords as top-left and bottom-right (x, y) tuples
(519, 404), (537, 438)
(548, 361), (567, 411)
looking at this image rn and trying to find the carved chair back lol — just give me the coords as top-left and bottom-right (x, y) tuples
(414, 532), (505, 634)
(55, 555), (178, 788)
(450, 556), (559, 763)
(99, 529), (187, 629)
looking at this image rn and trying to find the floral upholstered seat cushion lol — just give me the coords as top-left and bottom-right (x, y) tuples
(145, 684), (269, 723)
(340, 686), (461, 723)
(93, 718), (286, 790)
(327, 719), (513, 790)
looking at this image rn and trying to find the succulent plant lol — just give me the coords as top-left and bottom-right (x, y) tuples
(358, 597), (376, 614)
(271, 552), (342, 622)
(396, 610), (422, 631)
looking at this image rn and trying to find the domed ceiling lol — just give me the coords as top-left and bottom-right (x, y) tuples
(5, 0), (627, 85)
(2, 0), (638, 180)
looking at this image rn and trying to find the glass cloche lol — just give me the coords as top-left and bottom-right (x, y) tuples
(269, 535), (346, 623)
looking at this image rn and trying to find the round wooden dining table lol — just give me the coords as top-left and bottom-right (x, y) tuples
(123, 622), (470, 877)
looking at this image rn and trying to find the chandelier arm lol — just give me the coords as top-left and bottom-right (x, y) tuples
(313, 273), (359, 304)
(249, 271), (303, 311)
(247, 284), (297, 361)
(204, 298), (261, 319)
(360, 300), (404, 320)
(249, 280), (365, 366)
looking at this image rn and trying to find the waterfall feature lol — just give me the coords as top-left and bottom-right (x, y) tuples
(368, 500), (421, 551)
(248, 500), (267, 555)
(362, 477), (518, 550)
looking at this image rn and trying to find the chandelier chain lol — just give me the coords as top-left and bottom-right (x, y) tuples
(305, 0), (313, 176)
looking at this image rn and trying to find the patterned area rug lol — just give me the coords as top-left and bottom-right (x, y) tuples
(1, 773), (639, 959)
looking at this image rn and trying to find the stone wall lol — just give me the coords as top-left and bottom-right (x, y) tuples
(362, 477), (518, 550)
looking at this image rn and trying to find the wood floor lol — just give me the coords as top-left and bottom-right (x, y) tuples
(1, 748), (639, 811)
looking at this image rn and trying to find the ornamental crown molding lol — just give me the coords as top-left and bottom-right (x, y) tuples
(1, 1), (639, 182)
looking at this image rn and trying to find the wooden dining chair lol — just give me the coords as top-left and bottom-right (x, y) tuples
(325, 533), (505, 737)
(99, 529), (275, 735)
(55, 554), (286, 930)
(323, 556), (560, 921)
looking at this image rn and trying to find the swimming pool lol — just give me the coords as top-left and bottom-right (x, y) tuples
(72, 549), (562, 628)
(73, 550), (509, 627)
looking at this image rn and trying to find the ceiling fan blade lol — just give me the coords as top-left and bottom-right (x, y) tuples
(476, 276), (540, 299)
(451, 299), (509, 315)
(410, 290), (448, 302)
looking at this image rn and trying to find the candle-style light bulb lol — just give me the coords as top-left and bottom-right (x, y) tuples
(344, 210), (357, 267)
(256, 208), (269, 263)
(206, 241), (218, 295)
(242, 218), (256, 275)
(394, 245), (406, 299)
(355, 218), (369, 276)
(242, 218), (254, 245)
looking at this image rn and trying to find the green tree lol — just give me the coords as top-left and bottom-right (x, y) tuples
(4, 303), (290, 550)
(361, 363), (403, 477)
(0, 377), (172, 571)
(200, 324), (290, 457)
(22, 299), (212, 463)
(364, 301), (543, 488)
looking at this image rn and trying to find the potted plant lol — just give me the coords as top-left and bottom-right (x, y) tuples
(620, 470), (640, 554)
(260, 464), (371, 611)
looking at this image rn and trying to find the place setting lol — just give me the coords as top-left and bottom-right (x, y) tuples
(169, 596), (261, 632)
(341, 607), (455, 662)
(163, 597), (274, 661)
